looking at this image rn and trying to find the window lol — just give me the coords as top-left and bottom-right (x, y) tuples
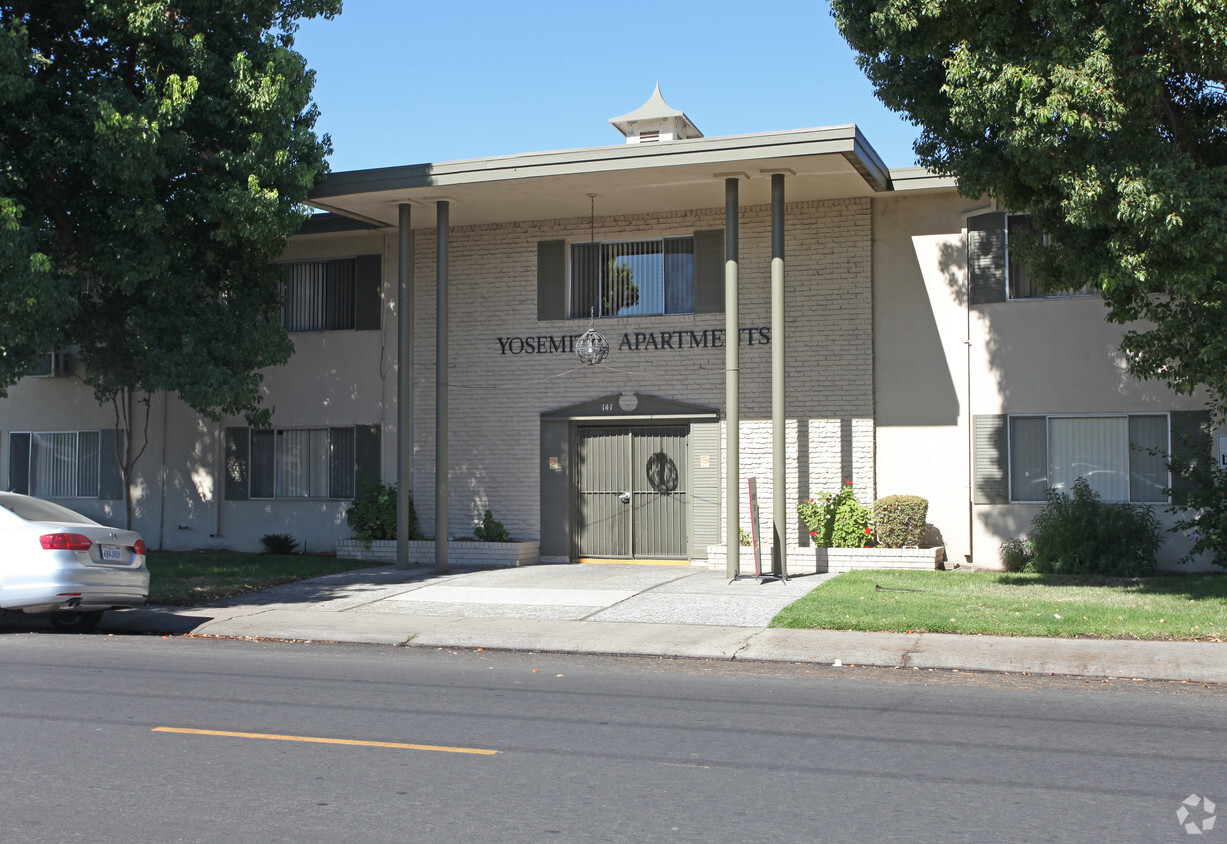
(1008, 414), (1168, 503)
(224, 424), (379, 502)
(537, 232), (723, 321)
(1006, 215), (1041, 299)
(283, 259), (355, 331)
(570, 238), (695, 318)
(250, 427), (356, 500)
(280, 255), (382, 332)
(1006, 215), (1094, 300)
(968, 212), (1093, 303)
(8, 431), (101, 498)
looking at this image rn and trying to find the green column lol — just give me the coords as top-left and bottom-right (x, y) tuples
(435, 201), (449, 573)
(397, 203), (413, 570)
(771, 173), (787, 580)
(725, 177), (740, 578)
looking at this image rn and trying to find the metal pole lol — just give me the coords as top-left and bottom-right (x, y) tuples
(725, 177), (740, 579)
(771, 173), (788, 580)
(396, 204), (413, 570)
(435, 201), (449, 573)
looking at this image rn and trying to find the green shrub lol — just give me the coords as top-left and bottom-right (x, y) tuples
(872, 495), (928, 548)
(1000, 537), (1033, 572)
(739, 527), (752, 547)
(346, 481), (420, 547)
(259, 532), (299, 555)
(474, 509), (511, 542)
(1165, 439), (1227, 569)
(798, 486), (874, 548)
(1023, 477), (1161, 577)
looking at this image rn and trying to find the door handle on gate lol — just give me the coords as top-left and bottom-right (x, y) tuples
(619, 492), (631, 504)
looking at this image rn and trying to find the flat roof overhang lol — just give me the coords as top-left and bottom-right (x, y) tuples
(306, 125), (896, 230)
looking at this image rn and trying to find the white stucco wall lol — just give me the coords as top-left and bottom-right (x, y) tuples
(873, 190), (978, 565)
(872, 191), (1219, 570)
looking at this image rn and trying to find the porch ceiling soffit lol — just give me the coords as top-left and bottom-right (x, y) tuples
(307, 126), (893, 230)
(542, 393), (720, 421)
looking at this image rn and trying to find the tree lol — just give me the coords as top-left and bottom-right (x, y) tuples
(832, 1), (1227, 420)
(0, 1), (340, 525)
(602, 257), (640, 316)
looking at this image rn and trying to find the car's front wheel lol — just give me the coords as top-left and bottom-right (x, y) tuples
(49, 610), (104, 633)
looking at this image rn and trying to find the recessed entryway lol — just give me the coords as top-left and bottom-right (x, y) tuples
(573, 424), (689, 560)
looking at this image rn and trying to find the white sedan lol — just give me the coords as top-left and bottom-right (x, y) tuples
(0, 492), (149, 632)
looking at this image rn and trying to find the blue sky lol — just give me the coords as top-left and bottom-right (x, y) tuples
(293, 1), (922, 174)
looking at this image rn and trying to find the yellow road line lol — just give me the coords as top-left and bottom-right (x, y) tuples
(152, 727), (498, 755)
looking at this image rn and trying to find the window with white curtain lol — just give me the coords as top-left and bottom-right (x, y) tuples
(249, 428), (355, 500)
(570, 237), (695, 318)
(9, 431), (101, 498)
(1009, 414), (1168, 503)
(282, 258), (356, 331)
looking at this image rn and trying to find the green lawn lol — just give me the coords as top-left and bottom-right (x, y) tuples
(770, 570), (1227, 641)
(147, 552), (375, 605)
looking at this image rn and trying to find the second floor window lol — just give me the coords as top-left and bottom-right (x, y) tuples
(570, 237), (695, 318)
(283, 258), (357, 331)
(280, 255), (381, 333)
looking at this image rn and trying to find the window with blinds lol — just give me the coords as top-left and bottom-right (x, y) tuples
(8, 431), (101, 498)
(1008, 414), (1168, 503)
(570, 237), (695, 319)
(249, 427), (356, 499)
(282, 258), (357, 331)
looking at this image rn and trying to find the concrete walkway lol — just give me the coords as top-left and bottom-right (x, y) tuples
(99, 563), (1227, 684)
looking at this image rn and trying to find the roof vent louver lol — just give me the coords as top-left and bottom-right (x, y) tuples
(609, 84), (702, 144)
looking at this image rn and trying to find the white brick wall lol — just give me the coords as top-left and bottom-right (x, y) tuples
(337, 539), (540, 567)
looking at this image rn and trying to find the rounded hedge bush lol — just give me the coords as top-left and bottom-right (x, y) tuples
(872, 495), (928, 548)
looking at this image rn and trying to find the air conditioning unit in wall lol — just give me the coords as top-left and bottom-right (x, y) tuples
(29, 351), (70, 378)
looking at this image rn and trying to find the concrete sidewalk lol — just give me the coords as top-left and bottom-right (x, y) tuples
(100, 563), (1227, 684)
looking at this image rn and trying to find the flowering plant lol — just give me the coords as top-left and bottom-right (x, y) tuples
(798, 484), (874, 548)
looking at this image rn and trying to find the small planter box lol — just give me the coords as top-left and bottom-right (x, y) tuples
(705, 544), (811, 574)
(814, 546), (945, 574)
(706, 544), (945, 575)
(336, 539), (540, 568)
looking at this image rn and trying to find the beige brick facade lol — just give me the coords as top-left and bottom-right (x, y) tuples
(400, 198), (876, 554)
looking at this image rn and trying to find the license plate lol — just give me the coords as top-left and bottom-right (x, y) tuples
(100, 544), (123, 562)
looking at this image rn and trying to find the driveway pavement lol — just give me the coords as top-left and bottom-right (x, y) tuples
(94, 563), (1227, 684)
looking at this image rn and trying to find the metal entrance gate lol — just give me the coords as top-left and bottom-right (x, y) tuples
(573, 425), (689, 559)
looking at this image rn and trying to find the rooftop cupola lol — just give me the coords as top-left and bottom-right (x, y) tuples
(609, 84), (703, 144)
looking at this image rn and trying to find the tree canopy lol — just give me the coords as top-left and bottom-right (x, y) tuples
(0, 0), (340, 425)
(832, 0), (1227, 419)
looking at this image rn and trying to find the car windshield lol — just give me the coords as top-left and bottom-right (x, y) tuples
(0, 495), (100, 526)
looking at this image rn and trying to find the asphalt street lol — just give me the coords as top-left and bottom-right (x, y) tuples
(0, 634), (1223, 843)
